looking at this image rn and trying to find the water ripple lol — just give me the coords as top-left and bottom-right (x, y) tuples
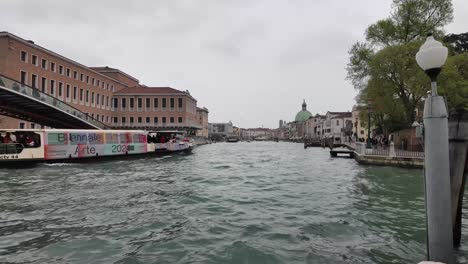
(0, 142), (466, 263)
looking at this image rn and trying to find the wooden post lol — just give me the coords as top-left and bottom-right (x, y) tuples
(449, 109), (468, 247)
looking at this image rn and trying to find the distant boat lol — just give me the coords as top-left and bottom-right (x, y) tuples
(226, 136), (239, 143)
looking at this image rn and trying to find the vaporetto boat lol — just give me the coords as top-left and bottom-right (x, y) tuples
(0, 129), (192, 164)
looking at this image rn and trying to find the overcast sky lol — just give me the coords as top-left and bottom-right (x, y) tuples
(1, 0), (466, 128)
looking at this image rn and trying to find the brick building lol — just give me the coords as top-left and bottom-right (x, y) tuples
(0, 32), (207, 134)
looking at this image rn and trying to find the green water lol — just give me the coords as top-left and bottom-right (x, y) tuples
(0, 142), (466, 263)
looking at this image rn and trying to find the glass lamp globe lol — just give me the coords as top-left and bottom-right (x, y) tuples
(416, 35), (448, 71)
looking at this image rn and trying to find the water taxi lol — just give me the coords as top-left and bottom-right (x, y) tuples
(0, 129), (192, 164)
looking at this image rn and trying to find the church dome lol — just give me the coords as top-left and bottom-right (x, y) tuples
(294, 99), (312, 122)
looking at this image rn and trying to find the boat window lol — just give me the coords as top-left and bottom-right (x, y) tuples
(88, 133), (104, 144)
(47, 132), (68, 145)
(105, 133), (119, 144)
(68, 132), (88, 145)
(120, 133), (132, 144)
(0, 131), (42, 154)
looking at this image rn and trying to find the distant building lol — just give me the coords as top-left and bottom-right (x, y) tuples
(288, 100), (312, 140)
(0, 31), (207, 133)
(208, 121), (233, 138)
(196, 107), (209, 138)
(241, 127), (272, 139)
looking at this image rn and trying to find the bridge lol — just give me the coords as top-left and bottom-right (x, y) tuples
(0, 74), (108, 129)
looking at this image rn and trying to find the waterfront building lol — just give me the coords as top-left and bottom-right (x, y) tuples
(288, 100), (313, 140)
(208, 121), (233, 139)
(0, 32), (207, 132)
(196, 107), (209, 138)
(240, 128), (272, 140)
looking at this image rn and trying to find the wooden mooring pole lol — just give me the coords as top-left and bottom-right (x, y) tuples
(449, 109), (468, 247)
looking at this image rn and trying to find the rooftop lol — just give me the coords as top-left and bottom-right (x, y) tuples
(114, 86), (186, 94)
(90, 66), (139, 83)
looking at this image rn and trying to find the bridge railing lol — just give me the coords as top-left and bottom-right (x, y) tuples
(0, 74), (108, 129)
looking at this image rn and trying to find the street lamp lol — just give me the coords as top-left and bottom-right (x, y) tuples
(416, 34), (453, 264)
(366, 101), (372, 149)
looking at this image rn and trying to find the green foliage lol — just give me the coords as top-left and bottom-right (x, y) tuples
(439, 53), (468, 110)
(444, 33), (468, 54)
(347, 0), (460, 133)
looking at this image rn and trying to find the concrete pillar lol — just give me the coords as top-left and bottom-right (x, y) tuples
(423, 95), (454, 264)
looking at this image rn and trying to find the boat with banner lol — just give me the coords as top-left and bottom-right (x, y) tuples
(0, 129), (192, 164)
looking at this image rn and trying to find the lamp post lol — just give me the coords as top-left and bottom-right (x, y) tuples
(416, 34), (453, 263)
(366, 102), (372, 149)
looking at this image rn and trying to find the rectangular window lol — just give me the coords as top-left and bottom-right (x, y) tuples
(31, 74), (37, 89)
(111, 85), (114, 92)
(41, 77), (47, 92)
(86, 91), (89, 103)
(170, 117), (175, 123)
(59, 65), (63, 75)
(130, 98), (135, 108)
(106, 96), (109, 107)
(178, 117), (183, 123)
(146, 117), (150, 124)
(66, 84), (70, 98)
(91, 78), (95, 86)
(91, 92), (94, 104)
(31, 55), (38, 66)
(66, 68), (71, 77)
(336, 120), (340, 126)
(73, 71), (77, 79)
(73, 86), (77, 100)
(122, 117), (126, 124)
(31, 123), (35, 129)
(101, 82), (104, 89)
(101, 95), (105, 106)
(162, 117), (166, 123)
(130, 117), (134, 123)
(121, 98), (127, 108)
(58, 82), (63, 97)
(138, 98), (142, 108)
(97, 80), (100, 86)
(106, 84), (109, 90)
(86, 75), (89, 83)
(80, 89), (84, 101)
(80, 73), (84, 82)
(154, 117), (158, 124)
(96, 93), (100, 105)
(178, 98), (183, 108)
(50, 62), (56, 72)
(146, 98), (150, 108)
(170, 98), (175, 108)
(20, 71), (27, 85)
(20, 51), (27, 62)
(162, 98), (167, 108)
(154, 98), (159, 108)
(113, 98), (118, 108)
(113, 117), (118, 123)
(50, 80), (55, 95)
(138, 117), (142, 123)
(41, 59), (47, 69)
(19, 122), (25, 129)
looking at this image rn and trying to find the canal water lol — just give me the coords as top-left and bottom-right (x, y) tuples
(1, 142), (467, 263)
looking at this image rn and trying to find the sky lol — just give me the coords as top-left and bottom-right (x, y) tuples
(1, 0), (467, 128)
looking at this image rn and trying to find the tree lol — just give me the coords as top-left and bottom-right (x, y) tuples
(347, 0), (456, 132)
(444, 32), (468, 54)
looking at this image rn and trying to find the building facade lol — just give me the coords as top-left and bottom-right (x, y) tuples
(0, 32), (207, 132)
(196, 107), (209, 138)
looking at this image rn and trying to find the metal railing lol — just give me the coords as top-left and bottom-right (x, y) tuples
(0, 74), (109, 129)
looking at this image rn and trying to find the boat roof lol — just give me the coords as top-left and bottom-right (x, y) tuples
(0, 129), (147, 133)
(150, 130), (186, 134)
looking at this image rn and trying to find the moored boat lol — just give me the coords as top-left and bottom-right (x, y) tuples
(0, 129), (192, 164)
